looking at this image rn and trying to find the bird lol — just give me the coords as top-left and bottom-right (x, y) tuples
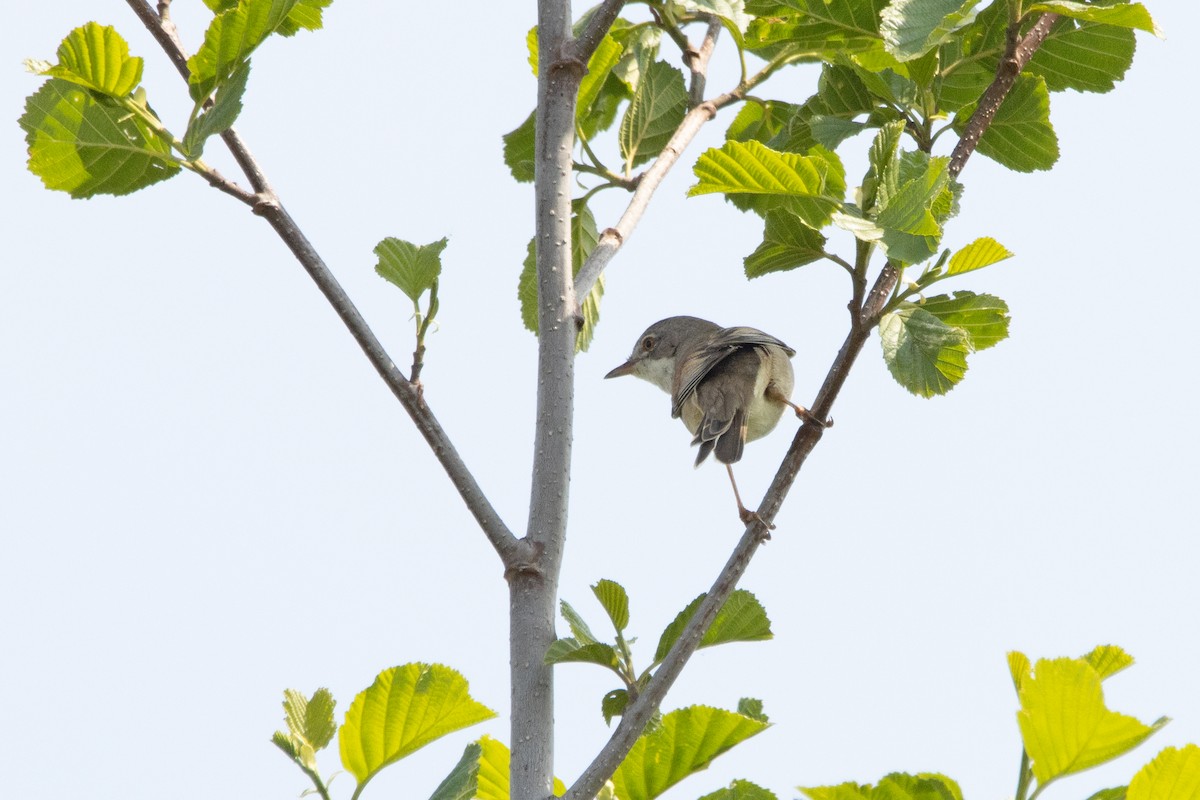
(605, 315), (829, 528)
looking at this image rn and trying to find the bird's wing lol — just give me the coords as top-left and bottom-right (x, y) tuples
(670, 326), (795, 418)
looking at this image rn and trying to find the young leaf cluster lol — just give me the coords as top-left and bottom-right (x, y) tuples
(272, 663), (496, 800)
(375, 236), (447, 377)
(545, 579), (772, 724)
(20, 0), (332, 198)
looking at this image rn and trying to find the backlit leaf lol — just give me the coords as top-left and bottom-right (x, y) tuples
(375, 237), (447, 304)
(20, 79), (179, 197)
(620, 60), (687, 169)
(612, 706), (770, 800)
(32, 22), (143, 98)
(1018, 658), (1168, 784)
(338, 664), (496, 785)
(879, 305), (969, 397)
(690, 140), (846, 228)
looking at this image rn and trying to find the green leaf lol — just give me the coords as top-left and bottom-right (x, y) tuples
(338, 664), (497, 786)
(879, 306), (969, 397)
(745, 210), (828, 278)
(286, 687), (337, 749)
(802, 773), (962, 800)
(29, 23), (144, 98)
(701, 779), (779, 800)
(203, 0), (332, 35)
(188, 0), (302, 100)
(593, 579), (631, 632)
(522, 32), (626, 139)
(20, 79), (180, 198)
(654, 589), (772, 664)
(1087, 788), (1129, 800)
(862, 120), (904, 213)
(620, 60), (688, 170)
(183, 61), (250, 158)
(573, 205), (604, 352)
(737, 698), (769, 722)
(603, 689), (629, 725)
(544, 638), (621, 668)
(954, 74), (1058, 172)
(612, 706), (770, 800)
(1083, 645), (1135, 681)
(874, 153), (951, 264)
(475, 736), (566, 800)
(429, 742), (483, 800)
(1028, 20), (1135, 94)
(272, 688), (336, 771)
(1017, 657), (1168, 784)
(726, 100), (790, 146)
(560, 600), (600, 645)
(920, 292), (1010, 351)
(578, 35), (626, 124)
(518, 203), (604, 352)
(880, 0), (982, 61)
(676, 0), (752, 33)
(690, 140), (846, 228)
(1025, 2), (1163, 37)
(945, 237), (1012, 276)
(275, 0), (333, 36)
(374, 237), (447, 304)
(808, 116), (867, 149)
(819, 64), (874, 115)
(745, 0), (884, 57)
(1008, 650), (1032, 693)
(502, 110), (536, 183)
(1128, 746), (1200, 800)
(271, 730), (299, 760)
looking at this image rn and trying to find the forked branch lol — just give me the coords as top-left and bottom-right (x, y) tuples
(122, 0), (524, 566)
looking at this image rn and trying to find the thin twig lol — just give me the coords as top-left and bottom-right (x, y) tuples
(125, 0), (272, 194)
(564, 13), (1063, 799)
(572, 101), (717, 301)
(568, 0), (628, 64)
(253, 198), (523, 563)
(123, 0), (523, 565)
(572, 67), (763, 302)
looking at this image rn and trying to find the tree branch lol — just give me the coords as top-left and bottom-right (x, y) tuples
(568, 0), (628, 64)
(123, 0), (523, 565)
(949, 12), (1059, 179)
(566, 14), (1063, 798)
(508, 1), (586, 798)
(687, 18), (722, 108)
(125, 0), (271, 194)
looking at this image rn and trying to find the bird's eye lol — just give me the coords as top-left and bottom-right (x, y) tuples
(641, 336), (656, 351)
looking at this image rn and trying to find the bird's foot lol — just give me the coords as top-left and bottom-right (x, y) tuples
(738, 506), (776, 536)
(794, 404), (833, 428)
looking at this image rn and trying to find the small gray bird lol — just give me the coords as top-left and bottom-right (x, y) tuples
(605, 315), (828, 527)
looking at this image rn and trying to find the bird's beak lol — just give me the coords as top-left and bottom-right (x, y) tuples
(604, 360), (636, 379)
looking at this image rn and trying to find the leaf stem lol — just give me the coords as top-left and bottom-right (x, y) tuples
(1014, 749), (1034, 800)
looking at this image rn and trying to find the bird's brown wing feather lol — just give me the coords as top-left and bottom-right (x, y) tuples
(670, 326), (795, 417)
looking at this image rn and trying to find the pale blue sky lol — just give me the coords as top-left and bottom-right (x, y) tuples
(2, 3), (1196, 799)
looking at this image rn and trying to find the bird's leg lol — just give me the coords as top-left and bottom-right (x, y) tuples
(726, 464), (775, 533)
(767, 385), (833, 428)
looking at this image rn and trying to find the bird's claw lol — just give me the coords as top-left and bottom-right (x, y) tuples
(739, 506), (776, 535)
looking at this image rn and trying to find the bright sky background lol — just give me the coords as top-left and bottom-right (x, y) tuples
(2, 3), (1196, 799)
